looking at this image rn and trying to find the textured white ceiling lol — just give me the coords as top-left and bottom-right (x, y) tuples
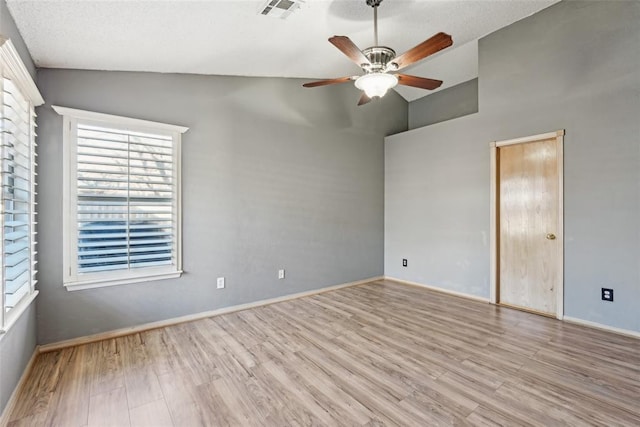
(7, 0), (558, 102)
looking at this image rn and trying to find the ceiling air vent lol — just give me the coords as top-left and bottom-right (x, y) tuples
(259, 0), (305, 19)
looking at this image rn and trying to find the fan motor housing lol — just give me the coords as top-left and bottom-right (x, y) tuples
(362, 46), (396, 73)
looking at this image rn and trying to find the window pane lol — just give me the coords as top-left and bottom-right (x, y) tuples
(2, 77), (34, 313)
(76, 123), (176, 274)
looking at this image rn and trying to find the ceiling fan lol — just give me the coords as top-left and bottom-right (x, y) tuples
(303, 0), (453, 106)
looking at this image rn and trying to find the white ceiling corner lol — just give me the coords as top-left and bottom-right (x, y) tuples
(6, 0), (559, 102)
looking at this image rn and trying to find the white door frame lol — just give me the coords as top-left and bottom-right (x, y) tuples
(489, 130), (565, 319)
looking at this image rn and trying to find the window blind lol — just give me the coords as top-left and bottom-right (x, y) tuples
(2, 77), (36, 312)
(75, 123), (176, 274)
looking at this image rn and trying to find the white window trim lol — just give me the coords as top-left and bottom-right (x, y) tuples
(52, 106), (188, 134)
(0, 38), (43, 334)
(0, 291), (38, 337)
(0, 37), (44, 106)
(53, 106), (188, 292)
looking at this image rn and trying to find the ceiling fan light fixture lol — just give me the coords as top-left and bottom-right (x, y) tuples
(302, 0), (453, 106)
(355, 73), (398, 99)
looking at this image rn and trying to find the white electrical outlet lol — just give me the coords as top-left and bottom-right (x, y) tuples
(278, 269), (285, 279)
(217, 277), (225, 289)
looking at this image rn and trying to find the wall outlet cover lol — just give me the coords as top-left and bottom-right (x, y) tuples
(217, 277), (225, 289)
(601, 288), (613, 302)
(278, 269), (285, 279)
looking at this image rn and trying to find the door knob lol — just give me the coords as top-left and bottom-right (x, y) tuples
(546, 233), (556, 240)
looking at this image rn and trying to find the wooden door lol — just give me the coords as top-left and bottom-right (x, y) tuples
(495, 132), (563, 317)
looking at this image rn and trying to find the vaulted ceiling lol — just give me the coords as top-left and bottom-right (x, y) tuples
(7, 0), (558, 101)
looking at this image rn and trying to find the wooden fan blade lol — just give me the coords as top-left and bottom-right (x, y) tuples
(303, 76), (353, 88)
(390, 32), (453, 71)
(397, 74), (443, 90)
(329, 36), (371, 67)
(357, 92), (372, 106)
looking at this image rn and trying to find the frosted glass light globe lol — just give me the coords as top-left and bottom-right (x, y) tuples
(355, 73), (398, 98)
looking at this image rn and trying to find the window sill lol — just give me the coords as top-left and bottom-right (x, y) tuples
(0, 290), (39, 337)
(64, 270), (183, 292)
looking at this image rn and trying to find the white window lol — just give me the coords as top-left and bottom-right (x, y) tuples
(0, 38), (43, 333)
(53, 106), (188, 291)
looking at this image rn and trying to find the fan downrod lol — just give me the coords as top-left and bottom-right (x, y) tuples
(366, 0), (383, 46)
(362, 0), (394, 73)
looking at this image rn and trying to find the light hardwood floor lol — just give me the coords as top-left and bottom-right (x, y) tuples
(6, 280), (640, 426)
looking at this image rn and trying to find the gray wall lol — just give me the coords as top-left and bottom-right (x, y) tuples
(36, 69), (407, 344)
(0, 0), (38, 417)
(386, 0), (640, 332)
(386, 113), (491, 298)
(0, 303), (36, 414)
(408, 79), (478, 130)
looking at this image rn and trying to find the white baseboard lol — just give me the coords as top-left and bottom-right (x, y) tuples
(384, 276), (491, 303)
(563, 316), (640, 339)
(0, 347), (39, 427)
(39, 276), (384, 353)
(385, 278), (639, 339)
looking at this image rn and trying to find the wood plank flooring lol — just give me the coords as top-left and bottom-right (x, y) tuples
(6, 280), (640, 426)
